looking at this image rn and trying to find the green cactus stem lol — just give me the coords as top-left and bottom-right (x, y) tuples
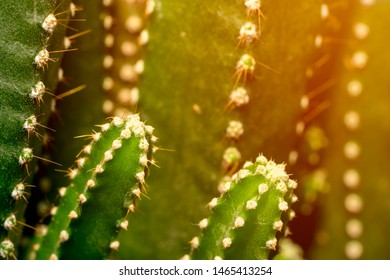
(34, 115), (156, 260)
(188, 155), (297, 260)
(117, 0), (322, 259)
(0, 0), (72, 255)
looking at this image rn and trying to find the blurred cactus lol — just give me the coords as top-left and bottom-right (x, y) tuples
(0, 0), (389, 260)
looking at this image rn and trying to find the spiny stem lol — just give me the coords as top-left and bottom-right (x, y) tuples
(189, 155), (297, 260)
(35, 115), (156, 260)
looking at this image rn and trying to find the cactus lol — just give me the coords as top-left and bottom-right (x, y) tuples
(0, 0), (390, 260)
(188, 156), (297, 260)
(0, 0), (73, 256)
(34, 115), (155, 260)
(120, 0), (322, 259)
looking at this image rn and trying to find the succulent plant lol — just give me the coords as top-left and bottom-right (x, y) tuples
(0, 0), (389, 260)
(187, 156), (297, 260)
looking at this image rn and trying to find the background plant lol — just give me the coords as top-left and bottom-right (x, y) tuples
(0, 0), (389, 260)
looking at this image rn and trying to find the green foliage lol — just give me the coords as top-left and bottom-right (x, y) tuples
(1, 0), (390, 260)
